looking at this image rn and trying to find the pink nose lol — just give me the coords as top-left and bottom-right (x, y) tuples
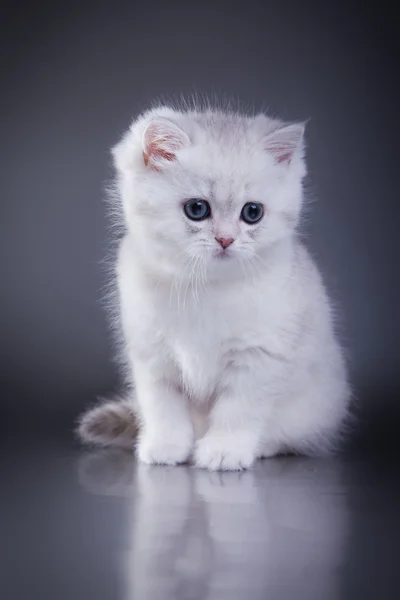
(215, 236), (235, 249)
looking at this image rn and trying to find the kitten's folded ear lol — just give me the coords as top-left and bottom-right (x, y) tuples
(142, 117), (190, 167)
(264, 122), (306, 165)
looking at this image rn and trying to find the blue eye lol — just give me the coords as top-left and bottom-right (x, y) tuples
(241, 203), (264, 224)
(184, 199), (211, 221)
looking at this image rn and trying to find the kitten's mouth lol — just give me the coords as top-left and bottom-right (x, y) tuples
(214, 249), (232, 260)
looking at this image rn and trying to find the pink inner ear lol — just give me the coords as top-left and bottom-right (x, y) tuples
(143, 145), (175, 166)
(272, 148), (293, 164)
(143, 118), (189, 166)
(264, 123), (304, 165)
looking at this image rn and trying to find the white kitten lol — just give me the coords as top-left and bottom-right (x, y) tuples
(78, 103), (351, 470)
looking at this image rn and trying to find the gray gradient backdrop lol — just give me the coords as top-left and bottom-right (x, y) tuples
(1, 1), (398, 449)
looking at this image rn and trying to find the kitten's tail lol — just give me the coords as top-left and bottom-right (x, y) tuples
(77, 396), (138, 449)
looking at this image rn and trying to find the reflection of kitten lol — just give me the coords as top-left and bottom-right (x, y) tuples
(79, 451), (348, 600)
(78, 103), (351, 470)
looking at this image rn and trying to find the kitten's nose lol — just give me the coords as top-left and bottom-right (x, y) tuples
(215, 236), (235, 249)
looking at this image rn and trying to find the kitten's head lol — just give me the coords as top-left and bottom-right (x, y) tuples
(112, 105), (306, 280)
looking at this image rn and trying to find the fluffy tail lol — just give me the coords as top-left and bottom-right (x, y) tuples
(77, 396), (138, 449)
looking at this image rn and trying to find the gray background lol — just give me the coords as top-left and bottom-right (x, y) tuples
(1, 0), (398, 449)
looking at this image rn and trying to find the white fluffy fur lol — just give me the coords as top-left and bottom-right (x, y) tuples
(80, 102), (351, 470)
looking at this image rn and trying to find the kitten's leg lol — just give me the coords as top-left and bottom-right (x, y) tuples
(194, 367), (268, 471)
(257, 441), (285, 459)
(134, 362), (194, 466)
(264, 384), (349, 458)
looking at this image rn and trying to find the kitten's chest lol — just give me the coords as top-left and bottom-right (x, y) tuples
(159, 291), (266, 396)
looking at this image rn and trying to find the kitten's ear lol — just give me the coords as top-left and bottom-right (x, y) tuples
(264, 122), (305, 165)
(142, 117), (190, 167)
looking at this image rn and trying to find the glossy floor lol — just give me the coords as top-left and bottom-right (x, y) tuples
(2, 440), (399, 599)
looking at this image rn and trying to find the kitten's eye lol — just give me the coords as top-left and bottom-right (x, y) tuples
(184, 199), (211, 221)
(241, 202), (264, 224)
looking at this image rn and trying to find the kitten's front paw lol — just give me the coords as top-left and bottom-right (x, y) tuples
(138, 433), (193, 466)
(194, 433), (256, 471)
